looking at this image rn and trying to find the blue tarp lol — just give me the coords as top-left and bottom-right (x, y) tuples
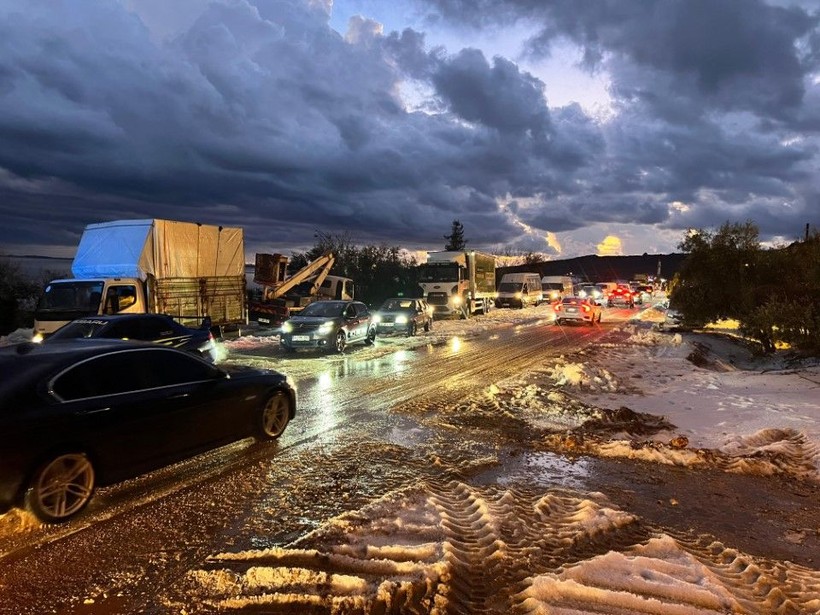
(71, 220), (154, 280)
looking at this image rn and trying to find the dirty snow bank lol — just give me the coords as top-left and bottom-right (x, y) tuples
(173, 483), (820, 614)
(520, 324), (820, 481)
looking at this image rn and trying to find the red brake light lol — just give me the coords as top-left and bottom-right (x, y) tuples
(582, 304), (590, 313)
(554, 304), (561, 312)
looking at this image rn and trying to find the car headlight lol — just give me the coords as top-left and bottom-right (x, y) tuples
(317, 322), (334, 335)
(515, 292), (522, 299)
(372, 314), (382, 323)
(32, 332), (44, 343)
(452, 296), (462, 306)
(395, 314), (408, 324)
(281, 321), (293, 333)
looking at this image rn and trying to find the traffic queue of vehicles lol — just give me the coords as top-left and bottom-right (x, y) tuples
(13, 215), (660, 523)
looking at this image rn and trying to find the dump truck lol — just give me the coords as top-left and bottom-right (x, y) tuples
(417, 250), (496, 318)
(248, 251), (354, 326)
(33, 219), (246, 340)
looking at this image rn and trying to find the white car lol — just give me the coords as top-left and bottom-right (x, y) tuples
(554, 296), (602, 326)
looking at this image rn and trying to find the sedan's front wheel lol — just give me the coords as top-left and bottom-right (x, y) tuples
(334, 330), (347, 353)
(258, 391), (291, 439)
(27, 452), (95, 523)
(365, 327), (376, 345)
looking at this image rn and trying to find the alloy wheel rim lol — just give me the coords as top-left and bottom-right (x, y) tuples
(263, 395), (289, 436)
(35, 454), (94, 519)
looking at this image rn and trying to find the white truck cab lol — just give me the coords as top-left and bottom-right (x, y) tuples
(33, 278), (145, 340)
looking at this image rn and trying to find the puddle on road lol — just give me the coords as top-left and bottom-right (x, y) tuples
(474, 449), (592, 491)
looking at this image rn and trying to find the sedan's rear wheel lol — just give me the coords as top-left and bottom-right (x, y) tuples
(27, 453), (95, 523)
(258, 391), (291, 439)
(424, 319), (432, 332)
(334, 330), (347, 353)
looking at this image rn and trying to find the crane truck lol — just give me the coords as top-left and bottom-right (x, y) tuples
(33, 219), (247, 340)
(248, 251), (354, 326)
(417, 250), (496, 318)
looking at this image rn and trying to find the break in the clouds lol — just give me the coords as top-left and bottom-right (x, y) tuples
(0, 0), (818, 259)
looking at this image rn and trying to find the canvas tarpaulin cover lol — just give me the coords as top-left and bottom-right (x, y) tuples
(71, 219), (244, 280)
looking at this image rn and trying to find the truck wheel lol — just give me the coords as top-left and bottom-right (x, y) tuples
(334, 330), (347, 353)
(365, 327), (376, 345)
(257, 391), (291, 440)
(27, 452), (96, 522)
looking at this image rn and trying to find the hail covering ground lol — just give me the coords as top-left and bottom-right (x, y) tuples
(1, 301), (819, 613)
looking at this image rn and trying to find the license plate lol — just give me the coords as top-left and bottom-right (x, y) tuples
(258, 317), (270, 324)
(292, 335), (309, 341)
(566, 307), (577, 313)
(381, 322), (394, 327)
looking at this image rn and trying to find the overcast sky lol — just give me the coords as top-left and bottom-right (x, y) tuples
(0, 0), (818, 259)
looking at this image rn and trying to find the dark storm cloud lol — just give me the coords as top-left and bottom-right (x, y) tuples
(0, 0), (818, 259)
(418, 0), (820, 242)
(0, 0), (576, 254)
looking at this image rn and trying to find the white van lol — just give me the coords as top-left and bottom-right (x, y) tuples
(541, 275), (574, 302)
(495, 272), (543, 308)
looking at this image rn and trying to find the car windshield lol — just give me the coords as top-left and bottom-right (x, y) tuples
(36, 281), (104, 312)
(300, 301), (345, 317)
(418, 264), (459, 283)
(542, 283), (563, 291)
(498, 283), (520, 293)
(381, 299), (413, 311)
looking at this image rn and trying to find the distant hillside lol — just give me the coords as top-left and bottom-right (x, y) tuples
(498, 253), (686, 283)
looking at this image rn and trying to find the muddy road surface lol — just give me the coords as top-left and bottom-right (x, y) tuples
(0, 317), (817, 614)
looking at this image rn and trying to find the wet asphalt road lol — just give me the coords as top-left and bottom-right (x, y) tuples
(0, 310), (817, 613)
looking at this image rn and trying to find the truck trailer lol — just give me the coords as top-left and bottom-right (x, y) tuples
(418, 250), (496, 318)
(33, 219), (247, 339)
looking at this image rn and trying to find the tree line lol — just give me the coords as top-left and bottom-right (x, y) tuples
(670, 221), (819, 353)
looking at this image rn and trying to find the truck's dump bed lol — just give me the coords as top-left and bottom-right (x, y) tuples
(71, 219), (244, 280)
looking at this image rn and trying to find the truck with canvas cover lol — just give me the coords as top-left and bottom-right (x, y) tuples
(33, 219), (246, 340)
(418, 251), (496, 318)
(248, 251), (354, 327)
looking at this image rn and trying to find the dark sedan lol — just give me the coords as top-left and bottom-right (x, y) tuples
(0, 340), (295, 522)
(280, 300), (375, 353)
(373, 298), (433, 336)
(44, 313), (219, 363)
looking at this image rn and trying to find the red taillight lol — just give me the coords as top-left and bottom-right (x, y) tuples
(208, 331), (215, 342)
(554, 304), (561, 312)
(582, 304), (590, 313)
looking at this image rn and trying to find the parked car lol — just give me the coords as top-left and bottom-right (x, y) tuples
(607, 285), (636, 308)
(43, 313), (219, 362)
(661, 308), (685, 331)
(373, 298), (433, 336)
(280, 300), (375, 353)
(0, 340), (296, 522)
(634, 285), (654, 304)
(554, 296), (602, 325)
